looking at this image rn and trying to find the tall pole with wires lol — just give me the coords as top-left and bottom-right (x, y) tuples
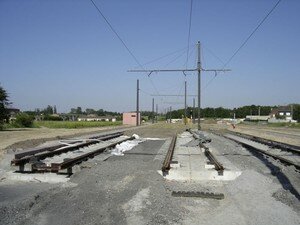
(197, 41), (201, 130)
(152, 98), (155, 124)
(170, 106), (172, 123)
(184, 81), (187, 125)
(156, 104), (158, 123)
(136, 79), (139, 126)
(193, 98), (195, 124)
(129, 42), (230, 130)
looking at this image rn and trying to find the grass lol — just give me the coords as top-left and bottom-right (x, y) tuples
(241, 121), (300, 129)
(33, 120), (122, 129)
(266, 122), (300, 129)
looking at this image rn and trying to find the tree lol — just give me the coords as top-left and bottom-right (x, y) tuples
(86, 108), (96, 115)
(0, 85), (10, 129)
(70, 108), (77, 114)
(53, 105), (57, 114)
(42, 105), (54, 115)
(76, 107), (82, 114)
(292, 104), (300, 122)
(14, 113), (34, 127)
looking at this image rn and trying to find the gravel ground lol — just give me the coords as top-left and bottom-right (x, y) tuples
(0, 123), (299, 225)
(206, 133), (300, 212)
(0, 125), (133, 159)
(0, 140), (186, 225)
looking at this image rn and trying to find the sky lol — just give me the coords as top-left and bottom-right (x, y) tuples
(0, 0), (299, 113)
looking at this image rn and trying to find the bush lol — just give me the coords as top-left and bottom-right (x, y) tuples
(14, 113), (34, 127)
(43, 115), (63, 121)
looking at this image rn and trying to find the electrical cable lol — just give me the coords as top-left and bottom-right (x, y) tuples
(223, 0), (282, 68)
(89, 0), (160, 94)
(204, 0), (282, 90)
(185, 0), (194, 70)
(133, 45), (192, 69)
(202, 44), (224, 65)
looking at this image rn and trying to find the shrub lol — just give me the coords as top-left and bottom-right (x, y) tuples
(43, 115), (63, 121)
(0, 85), (10, 130)
(14, 113), (34, 127)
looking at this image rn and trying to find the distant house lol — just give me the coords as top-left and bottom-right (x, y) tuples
(269, 106), (292, 121)
(7, 108), (20, 122)
(77, 115), (116, 122)
(245, 115), (270, 121)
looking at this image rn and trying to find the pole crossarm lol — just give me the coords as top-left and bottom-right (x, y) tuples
(202, 69), (231, 72)
(128, 69), (196, 73)
(163, 102), (184, 105)
(127, 41), (231, 130)
(151, 94), (197, 97)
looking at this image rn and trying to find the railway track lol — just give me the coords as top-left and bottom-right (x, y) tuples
(11, 132), (135, 174)
(188, 129), (224, 175)
(217, 131), (300, 170)
(161, 135), (177, 174)
(227, 131), (300, 155)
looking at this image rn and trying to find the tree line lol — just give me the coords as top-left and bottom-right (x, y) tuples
(1, 83), (300, 128)
(166, 104), (300, 121)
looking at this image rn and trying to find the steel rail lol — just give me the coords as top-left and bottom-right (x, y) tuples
(223, 134), (300, 170)
(187, 129), (224, 174)
(11, 132), (124, 168)
(13, 144), (67, 160)
(32, 136), (135, 173)
(200, 143), (224, 175)
(162, 135), (177, 173)
(227, 131), (300, 154)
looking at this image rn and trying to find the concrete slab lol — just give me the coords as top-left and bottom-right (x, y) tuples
(163, 132), (242, 182)
(4, 171), (70, 183)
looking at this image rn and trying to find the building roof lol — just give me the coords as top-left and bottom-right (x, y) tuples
(270, 106), (291, 115)
(277, 106), (291, 112)
(78, 115), (115, 119)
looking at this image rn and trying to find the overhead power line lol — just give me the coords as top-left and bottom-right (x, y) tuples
(89, 0), (160, 94)
(223, 0), (282, 68)
(185, 0), (194, 69)
(90, 0), (143, 68)
(204, 0), (282, 90)
(133, 45), (191, 68)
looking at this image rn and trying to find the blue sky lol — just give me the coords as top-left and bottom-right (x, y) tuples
(0, 0), (299, 113)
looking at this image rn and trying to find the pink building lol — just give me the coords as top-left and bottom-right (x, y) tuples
(123, 112), (140, 126)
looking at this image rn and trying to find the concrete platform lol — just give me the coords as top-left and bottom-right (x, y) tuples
(162, 132), (241, 181)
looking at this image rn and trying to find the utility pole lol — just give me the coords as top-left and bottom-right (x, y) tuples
(136, 79), (139, 126)
(152, 98), (155, 124)
(128, 41), (230, 130)
(197, 41), (201, 130)
(258, 106), (261, 116)
(156, 104), (158, 123)
(184, 81), (187, 125)
(170, 106), (172, 123)
(193, 98), (195, 124)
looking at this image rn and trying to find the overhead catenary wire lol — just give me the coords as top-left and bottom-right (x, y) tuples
(133, 45), (192, 69)
(89, 0), (160, 94)
(185, 0), (194, 70)
(204, 0), (282, 90)
(139, 89), (152, 96)
(223, 0), (282, 68)
(202, 44), (225, 65)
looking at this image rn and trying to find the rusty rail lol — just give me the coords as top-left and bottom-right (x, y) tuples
(199, 143), (224, 175)
(162, 135), (177, 173)
(11, 132), (124, 171)
(187, 129), (224, 174)
(227, 131), (300, 155)
(223, 134), (300, 170)
(32, 136), (135, 174)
